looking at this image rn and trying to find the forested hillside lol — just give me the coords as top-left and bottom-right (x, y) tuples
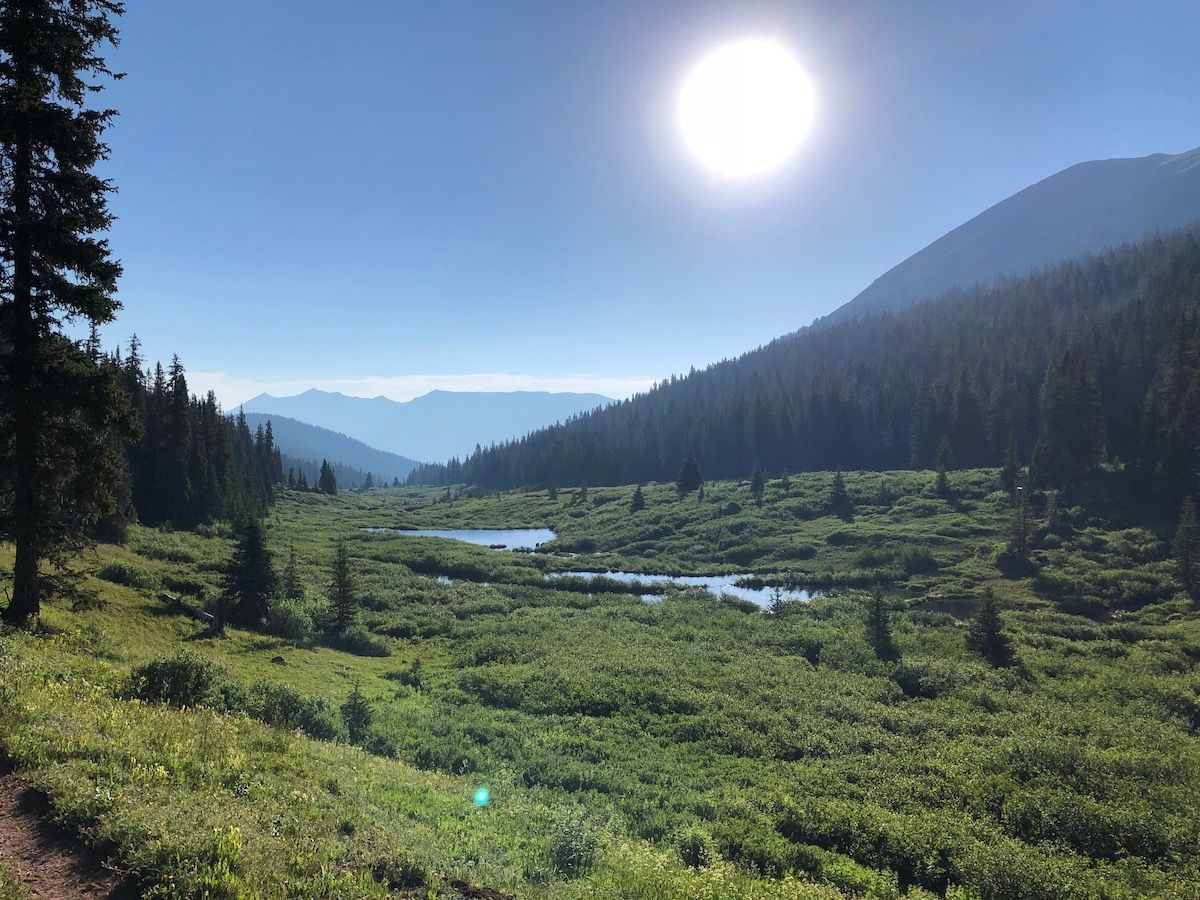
(101, 338), (282, 534)
(410, 226), (1200, 506)
(243, 412), (418, 485)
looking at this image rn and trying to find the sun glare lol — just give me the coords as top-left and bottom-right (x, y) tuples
(677, 38), (815, 180)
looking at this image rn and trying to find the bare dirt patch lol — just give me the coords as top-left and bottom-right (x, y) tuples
(0, 772), (135, 899)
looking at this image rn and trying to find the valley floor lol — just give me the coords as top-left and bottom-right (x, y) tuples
(2, 470), (1198, 897)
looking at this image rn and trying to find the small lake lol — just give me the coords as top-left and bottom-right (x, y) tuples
(365, 527), (557, 550)
(547, 571), (821, 608)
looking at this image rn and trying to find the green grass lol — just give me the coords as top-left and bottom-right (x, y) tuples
(0, 865), (28, 900)
(3, 469), (1199, 897)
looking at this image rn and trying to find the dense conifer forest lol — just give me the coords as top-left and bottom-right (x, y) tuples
(101, 339), (282, 535)
(409, 226), (1200, 508)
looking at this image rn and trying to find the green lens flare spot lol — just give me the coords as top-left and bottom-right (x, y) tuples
(474, 786), (490, 806)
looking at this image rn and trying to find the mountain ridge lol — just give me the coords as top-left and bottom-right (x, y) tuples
(823, 144), (1200, 324)
(241, 412), (420, 483)
(242, 388), (612, 462)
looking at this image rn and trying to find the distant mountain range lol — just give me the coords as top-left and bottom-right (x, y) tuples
(242, 389), (611, 463)
(824, 145), (1200, 323)
(242, 413), (420, 483)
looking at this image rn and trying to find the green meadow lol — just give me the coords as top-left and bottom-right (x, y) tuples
(2, 470), (1198, 897)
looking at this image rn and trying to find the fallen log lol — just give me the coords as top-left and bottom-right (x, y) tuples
(157, 591), (215, 624)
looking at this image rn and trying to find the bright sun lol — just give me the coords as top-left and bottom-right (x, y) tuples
(677, 39), (815, 180)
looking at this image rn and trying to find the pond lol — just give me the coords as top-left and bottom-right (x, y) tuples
(364, 527), (557, 550)
(546, 570), (821, 608)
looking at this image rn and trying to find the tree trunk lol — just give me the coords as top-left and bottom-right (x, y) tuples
(4, 35), (41, 625)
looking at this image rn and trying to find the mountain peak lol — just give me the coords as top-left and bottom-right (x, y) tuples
(824, 146), (1200, 324)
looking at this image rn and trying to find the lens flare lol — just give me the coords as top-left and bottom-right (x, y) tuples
(474, 786), (490, 806)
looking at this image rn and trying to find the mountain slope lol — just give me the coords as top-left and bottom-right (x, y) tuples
(241, 413), (420, 483)
(408, 225), (1200, 500)
(825, 146), (1200, 323)
(242, 389), (611, 462)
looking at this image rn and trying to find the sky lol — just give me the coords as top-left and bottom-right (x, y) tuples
(95, 0), (1200, 407)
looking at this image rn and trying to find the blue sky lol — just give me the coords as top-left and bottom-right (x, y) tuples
(97, 0), (1200, 405)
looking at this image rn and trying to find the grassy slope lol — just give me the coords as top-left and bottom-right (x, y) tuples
(2, 469), (1199, 897)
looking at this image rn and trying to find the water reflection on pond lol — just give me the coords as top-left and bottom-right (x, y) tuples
(547, 571), (821, 608)
(368, 527), (820, 609)
(364, 527), (556, 550)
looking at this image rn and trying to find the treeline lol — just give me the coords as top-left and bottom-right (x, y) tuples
(100, 337), (282, 535)
(409, 225), (1200, 505)
(283, 456), (396, 493)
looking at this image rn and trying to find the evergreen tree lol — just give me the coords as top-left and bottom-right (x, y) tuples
(220, 518), (276, 629)
(935, 437), (953, 495)
(1008, 486), (1032, 560)
(577, 481), (589, 504)
(865, 589), (899, 661)
(750, 464), (766, 507)
(282, 543), (304, 601)
(1044, 489), (1063, 536)
(318, 459), (337, 495)
(1173, 497), (1200, 600)
(341, 681), (373, 744)
(676, 451), (702, 497)
(829, 469), (851, 514)
(0, 0), (135, 624)
(1032, 352), (1105, 487)
(548, 484), (557, 501)
(361, 472), (374, 491)
(768, 586), (787, 615)
(1000, 432), (1020, 495)
(328, 538), (356, 632)
(965, 589), (1014, 666)
(630, 484), (646, 512)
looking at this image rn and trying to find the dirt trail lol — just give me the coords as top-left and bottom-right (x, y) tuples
(0, 773), (132, 899)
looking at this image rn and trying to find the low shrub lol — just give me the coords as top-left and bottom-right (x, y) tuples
(266, 599), (314, 643)
(124, 652), (240, 710)
(97, 561), (157, 589)
(328, 624), (391, 657)
(674, 825), (717, 868)
(899, 546), (939, 575)
(549, 808), (599, 878)
(245, 681), (343, 741)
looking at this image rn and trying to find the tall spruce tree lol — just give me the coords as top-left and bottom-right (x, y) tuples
(1173, 497), (1200, 601)
(676, 451), (702, 497)
(865, 589), (899, 661)
(630, 484), (646, 512)
(219, 518), (276, 629)
(0, 0), (135, 624)
(750, 464), (766, 507)
(328, 538), (356, 632)
(1000, 432), (1021, 495)
(282, 543), (303, 601)
(965, 589), (1014, 667)
(935, 437), (953, 495)
(1031, 352), (1105, 488)
(1008, 485), (1032, 560)
(318, 459), (337, 495)
(829, 469), (851, 515)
